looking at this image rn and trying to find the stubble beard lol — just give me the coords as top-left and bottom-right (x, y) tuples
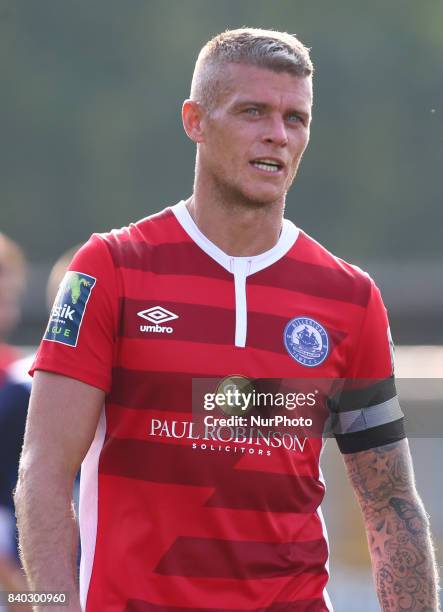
(209, 167), (288, 213)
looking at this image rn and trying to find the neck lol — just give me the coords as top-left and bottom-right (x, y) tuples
(186, 174), (285, 257)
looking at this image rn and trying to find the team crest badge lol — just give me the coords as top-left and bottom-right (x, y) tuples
(284, 316), (329, 367)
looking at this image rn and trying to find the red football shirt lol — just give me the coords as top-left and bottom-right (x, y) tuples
(32, 202), (403, 611)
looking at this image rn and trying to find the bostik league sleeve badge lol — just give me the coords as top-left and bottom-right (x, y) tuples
(284, 316), (329, 367)
(44, 271), (97, 347)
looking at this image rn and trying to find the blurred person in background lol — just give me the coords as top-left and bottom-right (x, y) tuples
(0, 359), (31, 612)
(0, 247), (78, 611)
(0, 234), (27, 385)
(15, 28), (439, 611)
(0, 233), (28, 611)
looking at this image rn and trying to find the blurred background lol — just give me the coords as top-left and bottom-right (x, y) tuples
(0, 0), (442, 610)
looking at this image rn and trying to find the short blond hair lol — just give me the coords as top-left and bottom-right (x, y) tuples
(190, 28), (313, 110)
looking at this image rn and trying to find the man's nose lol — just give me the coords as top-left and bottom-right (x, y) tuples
(263, 116), (288, 147)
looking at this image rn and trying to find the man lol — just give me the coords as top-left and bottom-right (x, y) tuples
(15, 28), (439, 611)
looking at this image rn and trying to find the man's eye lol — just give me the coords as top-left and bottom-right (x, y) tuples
(245, 108), (260, 116)
(287, 113), (302, 123)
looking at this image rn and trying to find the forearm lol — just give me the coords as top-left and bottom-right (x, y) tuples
(345, 440), (440, 611)
(14, 465), (81, 612)
(364, 492), (438, 611)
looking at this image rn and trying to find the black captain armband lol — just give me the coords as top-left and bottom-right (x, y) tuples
(334, 418), (406, 454)
(328, 376), (406, 454)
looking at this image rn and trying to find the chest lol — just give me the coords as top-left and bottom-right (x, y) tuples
(115, 263), (352, 380)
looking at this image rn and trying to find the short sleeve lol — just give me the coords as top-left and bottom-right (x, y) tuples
(347, 279), (394, 380)
(332, 278), (405, 453)
(30, 235), (118, 393)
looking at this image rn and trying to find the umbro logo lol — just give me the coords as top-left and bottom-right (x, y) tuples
(137, 306), (179, 334)
(137, 306), (179, 324)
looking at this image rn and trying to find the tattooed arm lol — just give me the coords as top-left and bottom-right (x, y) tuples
(343, 439), (440, 611)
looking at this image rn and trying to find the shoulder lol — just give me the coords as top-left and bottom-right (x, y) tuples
(84, 206), (181, 268)
(63, 206), (177, 277)
(294, 228), (371, 282)
(99, 206), (178, 249)
(290, 228), (375, 308)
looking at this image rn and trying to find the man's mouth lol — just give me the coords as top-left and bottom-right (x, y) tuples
(250, 159), (283, 173)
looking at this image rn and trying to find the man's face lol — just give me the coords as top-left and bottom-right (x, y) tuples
(198, 63), (313, 206)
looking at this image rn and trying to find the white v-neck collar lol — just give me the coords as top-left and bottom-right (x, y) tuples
(171, 200), (299, 276)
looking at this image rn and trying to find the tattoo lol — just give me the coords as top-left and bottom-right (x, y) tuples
(390, 497), (425, 537)
(344, 440), (440, 611)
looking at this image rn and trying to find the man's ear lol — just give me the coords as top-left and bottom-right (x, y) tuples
(182, 99), (206, 143)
